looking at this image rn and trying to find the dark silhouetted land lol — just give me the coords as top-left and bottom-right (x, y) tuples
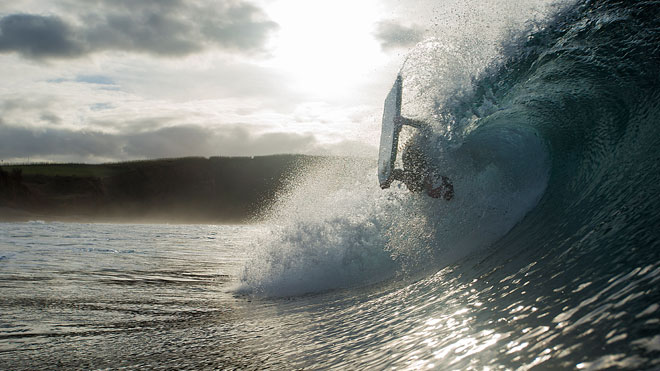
(0, 155), (353, 224)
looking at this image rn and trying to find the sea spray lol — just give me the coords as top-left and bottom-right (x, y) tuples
(237, 0), (574, 298)
(239, 129), (549, 297)
(239, 158), (402, 296)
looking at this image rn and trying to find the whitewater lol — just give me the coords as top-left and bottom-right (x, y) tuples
(2, 0), (660, 369)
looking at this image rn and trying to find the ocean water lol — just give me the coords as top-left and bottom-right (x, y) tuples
(1, 218), (658, 370)
(3, 0), (660, 369)
(0, 222), (265, 369)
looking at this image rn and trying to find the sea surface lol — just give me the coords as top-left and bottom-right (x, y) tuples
(0, 223), (266, 369)
(0, 214), (658, 370)
(3, 0), (660, 369)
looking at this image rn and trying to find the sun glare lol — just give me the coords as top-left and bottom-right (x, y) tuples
(263, 0), (386, 101)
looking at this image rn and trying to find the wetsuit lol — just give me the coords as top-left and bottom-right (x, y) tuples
(392, 139), (454, 200)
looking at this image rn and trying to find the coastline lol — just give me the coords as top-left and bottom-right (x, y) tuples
(0, 155), (370, 224)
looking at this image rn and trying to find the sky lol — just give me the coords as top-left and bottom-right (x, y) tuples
(0, 0), (556, 163)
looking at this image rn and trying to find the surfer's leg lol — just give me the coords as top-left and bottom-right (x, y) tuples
(441, 176), (454, 200)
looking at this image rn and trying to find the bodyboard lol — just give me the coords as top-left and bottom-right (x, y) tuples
(378, 75), (403, 188)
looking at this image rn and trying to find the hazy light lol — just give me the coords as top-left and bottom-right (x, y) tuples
(263, 0), (387, 101)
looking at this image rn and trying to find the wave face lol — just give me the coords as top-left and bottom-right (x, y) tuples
(240, 0), (660, 308)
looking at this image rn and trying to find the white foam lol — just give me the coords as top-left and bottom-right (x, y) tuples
(238, 125), (549, 297)
(238, 159), (403, 297)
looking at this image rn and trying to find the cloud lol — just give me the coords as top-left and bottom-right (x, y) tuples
(0, 1), (278, 60)
(123, 125), (318, 158)
(0, 123), (121, 160)
(373, 20), (426, 50)
(39, 112), (62, 125)
(0, 122), (326, 161)
(0, 14), (84, 59)
(0, 96), (65, 127)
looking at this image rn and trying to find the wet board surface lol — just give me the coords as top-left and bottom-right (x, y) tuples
(378, 75), (403, 188)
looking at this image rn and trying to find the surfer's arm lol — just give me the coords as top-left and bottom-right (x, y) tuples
(399, 117), (427, 129)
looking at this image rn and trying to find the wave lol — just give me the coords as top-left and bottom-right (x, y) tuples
(239, 0), (660, 297)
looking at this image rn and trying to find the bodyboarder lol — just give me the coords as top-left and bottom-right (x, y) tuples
(378, 74), (454, 200)
(388, 136), (454, 200)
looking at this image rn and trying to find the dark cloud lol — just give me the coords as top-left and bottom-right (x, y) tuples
(0, 124), (121, 159)
(0, 14), (85, 59)
(39, 112), (62, 125)
(0, 1), (278, 60)
(374, 20), (425, 50)
(122, 125), (319, 158)
(0, 123), (322, 161)
(122, 125), (219, 159)
(83, 12), (202, 56)
(199, 2), (278, 51)
(1, 97), (60, 123)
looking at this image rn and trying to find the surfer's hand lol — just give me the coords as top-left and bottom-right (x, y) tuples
(382, 169), (405, 189)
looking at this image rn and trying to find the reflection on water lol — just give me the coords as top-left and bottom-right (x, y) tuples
(236, 257), (659, 370)
(1, 222), (659, 369)
(0, 222), (267, 369)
